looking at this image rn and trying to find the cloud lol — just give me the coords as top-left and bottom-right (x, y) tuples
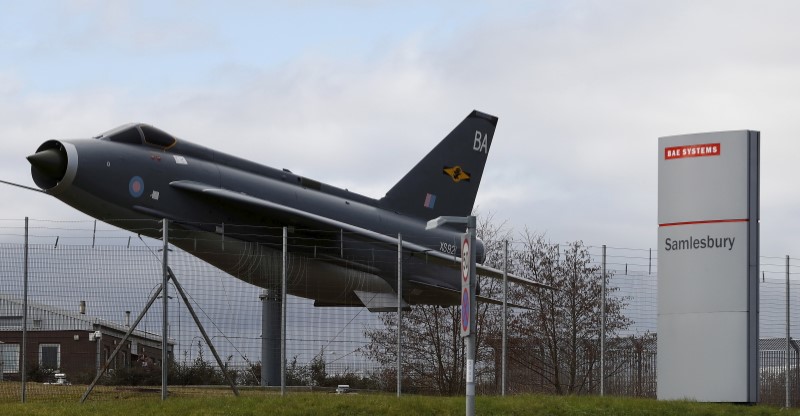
(3, 1), (800, 254)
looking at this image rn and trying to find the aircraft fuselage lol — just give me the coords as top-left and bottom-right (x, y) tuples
(29, 121), (490, 308)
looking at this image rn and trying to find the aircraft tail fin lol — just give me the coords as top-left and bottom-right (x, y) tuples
(380, 110), (498, 221)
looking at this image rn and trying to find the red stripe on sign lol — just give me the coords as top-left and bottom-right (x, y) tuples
(659, 218), (749, 227)
(664, 143), (721, 160)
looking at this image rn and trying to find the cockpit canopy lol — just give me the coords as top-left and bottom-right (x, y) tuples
(95, 123), (177, 149)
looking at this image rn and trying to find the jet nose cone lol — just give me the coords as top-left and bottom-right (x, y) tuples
(28, 148), (67, 180)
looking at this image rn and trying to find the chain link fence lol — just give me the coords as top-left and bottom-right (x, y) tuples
(0, 218), (796, 407)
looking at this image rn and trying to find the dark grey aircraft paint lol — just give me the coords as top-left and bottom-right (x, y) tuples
(27, 111), (547, 311)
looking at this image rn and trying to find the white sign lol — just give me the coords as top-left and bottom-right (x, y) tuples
(657, 130), (759, 403)
(461, 235), (470, 283)
(461, 234), (471, 337)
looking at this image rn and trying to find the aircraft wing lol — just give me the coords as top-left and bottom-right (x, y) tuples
(170, 180), (553, 291)
(407, 279), (535, 310)
(409, 250), (554, 291)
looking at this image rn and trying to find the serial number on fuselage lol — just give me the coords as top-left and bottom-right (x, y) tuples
(440, 241), (458, 255)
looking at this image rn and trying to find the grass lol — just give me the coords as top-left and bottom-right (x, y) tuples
(1, 385), (800, 416)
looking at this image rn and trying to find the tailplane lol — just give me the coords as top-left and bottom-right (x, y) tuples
(380, 110), (498, 221)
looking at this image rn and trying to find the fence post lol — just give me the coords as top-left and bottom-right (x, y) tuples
(601, 244), (606, 397)
(260, 289), (268, 387)
(501, 240), (508, 396)
(787, 255), (791, 409)
(161, 219), (169, 401)
(397, 233), (402, 397)
(21, 217), (28, 403)
(281, 227), (288, 396)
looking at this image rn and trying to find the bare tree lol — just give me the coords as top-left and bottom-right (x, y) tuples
(362, 220), (632, 396)
(361, 214), (509, 395)
(508, 231), (631, 395)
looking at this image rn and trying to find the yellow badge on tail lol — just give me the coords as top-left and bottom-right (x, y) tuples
(443, 165), (471, 183)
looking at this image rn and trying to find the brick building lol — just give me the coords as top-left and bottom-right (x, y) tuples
(0, 295), (173, 382)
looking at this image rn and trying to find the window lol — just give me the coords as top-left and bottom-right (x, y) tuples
(39, 344), (60, 370)
(140, 125), (176, 149)
(0, 343), (20, 374)
(97, 124), (143, 145)
(0, 316), (21, 330)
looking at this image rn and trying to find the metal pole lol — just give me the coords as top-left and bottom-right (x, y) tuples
(787, 255), (791, 409)
(423, 215), (478, 415)
(21, 217), (28, 403)
(95, 324), (101, 377)
(261, 289), (280, 385)
(161, 219), (169, 400)
(501, 239), (508, 396)
(260, 289), (268, 387)
(281, 227), (287, 396)
(168, 269), (239, 396)
(466, 216), (477, 416)
(600, 244), (606, 396)
(397, 233), (402, 397)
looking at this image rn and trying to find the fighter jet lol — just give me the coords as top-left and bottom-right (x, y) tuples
(24, 110), (546, 311)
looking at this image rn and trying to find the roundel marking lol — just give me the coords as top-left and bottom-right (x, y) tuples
(129, 176), (145, 198)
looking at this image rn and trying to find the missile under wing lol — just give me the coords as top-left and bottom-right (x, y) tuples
(26, 111), (549, 311)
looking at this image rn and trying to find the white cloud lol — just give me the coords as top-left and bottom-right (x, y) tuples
(3, 1), (800, 255)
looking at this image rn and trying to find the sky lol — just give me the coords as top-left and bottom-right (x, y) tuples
(2, 0), (800, 257)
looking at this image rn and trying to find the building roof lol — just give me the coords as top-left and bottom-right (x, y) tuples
(760, 337), (800, 351)
(0, 293), (173, 346)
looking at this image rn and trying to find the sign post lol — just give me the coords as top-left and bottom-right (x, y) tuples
(657, 131), (759, 403)
(463, 219), (477, 416)
(427, 215), (476, 416)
